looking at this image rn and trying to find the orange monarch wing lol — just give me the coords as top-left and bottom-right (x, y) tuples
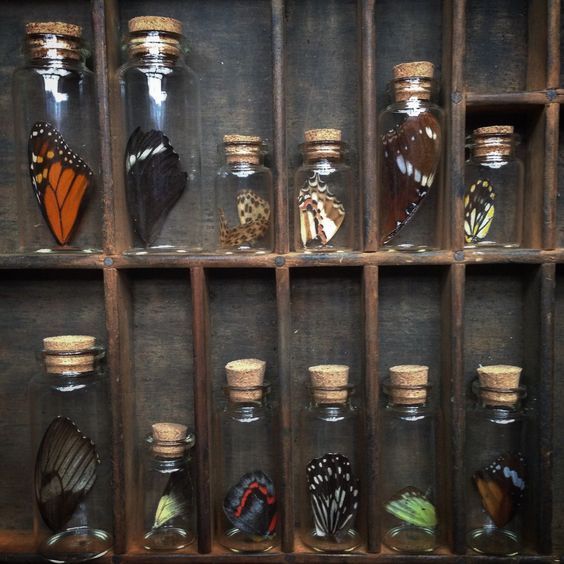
(28, 122), (93, 246)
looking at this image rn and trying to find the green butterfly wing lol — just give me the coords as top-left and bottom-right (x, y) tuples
(385, 487), (437, 528)
(153, 470), (191, 529)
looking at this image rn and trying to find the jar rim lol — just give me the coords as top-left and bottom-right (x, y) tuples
(471, 378), (527, 399)
(42, 345), (105, 359)
(144, 431), (196, 449)
(223, 382), (271, 393)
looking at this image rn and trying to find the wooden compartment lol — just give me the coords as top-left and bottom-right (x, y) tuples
(0, 0), (562, 562)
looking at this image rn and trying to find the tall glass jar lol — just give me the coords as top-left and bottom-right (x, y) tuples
(12, 22), (102, 253)
(216, 359), (278, 553)
(464, 126), (523, 248)
(465, 365), (527, 556)
(28, 336), (112, 563)
(141, 422), (196, 551)
(293, 129), (356, 252)
(214, 135), (273, 253)
(298, 365), (361, 553)
(380, 365), (438, 553)
(118, 16), (202, 253)
(379, 61), (443, 251)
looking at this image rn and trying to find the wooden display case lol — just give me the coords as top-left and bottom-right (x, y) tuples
(1, 0), (563, 562)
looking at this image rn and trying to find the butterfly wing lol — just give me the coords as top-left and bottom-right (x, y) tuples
(306, 453), (359, 540)
(385, 487), (437, 528)
(223, 470), (278, 538)
(473, 452), (525, 528)
(464, 179), (495, 244)
(218, 189), (271, 247)
(125, 127), (187, 246)
(28, 122), (93, 246)
(298, 173), (345, 247)
(153, 468), (192, 529)
(34, 416), (99, 531)
(380, 112), (441, 243)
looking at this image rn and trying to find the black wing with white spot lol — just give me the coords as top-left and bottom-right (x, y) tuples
(306, 453), (359, 541)
(125, 127), (187, 246)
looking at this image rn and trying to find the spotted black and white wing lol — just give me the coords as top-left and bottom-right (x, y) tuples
(306, 453), (359, 541)
(464, 179), (495, 244)
(125, 127), (187, 246)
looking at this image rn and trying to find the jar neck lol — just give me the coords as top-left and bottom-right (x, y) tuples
(391, 76), (434, 103)
(385, 402), (430, 413)
(127, 30), (183, 65)
(145, 433), (194, 463)
(25, 33), (85, 65)
(301, 141), (344, 164)
(41, 347), (105, 377)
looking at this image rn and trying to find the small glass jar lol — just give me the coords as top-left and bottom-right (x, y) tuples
(214, 135), (273, 253)
(142, 422), (196, 551)
(293, 129), (356, 252)
(216, 359), (278, 553)
(118, 16), (202, 253)
(12, 22), (102, 253)
(464, 126), (524, 248)
(28, 336), (112, 563)
(379, 61), (443, 251)
(380, 365), (438, 553)
(298, 365), (362, 553)
(465, 365), (527, 556)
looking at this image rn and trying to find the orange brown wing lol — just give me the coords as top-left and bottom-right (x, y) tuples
(28, 122), (93, 246)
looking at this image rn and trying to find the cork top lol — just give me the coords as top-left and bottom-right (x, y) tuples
(151, 422), (190, 458)
(474, 125), (514, 137)
(26, 22), (83, 38)
(309, 364), (349, 404)
(393, 61), (435, 80)
(128, 16), (183, 35)
(388, 365), (429, 405)
(472, 125), (515, 159)
(43, 335), (98, 375)
(224, 134), (261, 144)
(225, 358), (266, 402)
(304, 129), (342, 142)
(477, 365), (523, 407)
(223, 134), (263, 165)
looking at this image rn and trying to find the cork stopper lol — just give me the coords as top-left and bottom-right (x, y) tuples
(389, 365), (429, 405)
(472, 125), (515, 159)
(43, 335), (97, 374)
(26, 22), (83, 38)
(223, 134), (262, 165)
(477, 365), (522, 407)
(128, 16), (183, 35)
(392, 61), (434, 102)
(304, 129), (342, 143)
(225, 358), (266, 402)
(309, 364), (349, 404)
(151, 422), (188, 458)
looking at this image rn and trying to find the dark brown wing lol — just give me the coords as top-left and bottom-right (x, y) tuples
(28, 122), (93, 246)
(380, 112), (442, 243)
(34, 416), (99, 531)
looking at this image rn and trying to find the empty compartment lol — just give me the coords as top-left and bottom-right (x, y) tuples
(465, 0), (547, 93)
(0, 270), (105, 548)
(116, 0), (273, 251)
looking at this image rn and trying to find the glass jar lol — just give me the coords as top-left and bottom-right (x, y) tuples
(464, 126), (523, 248)
(379, 61), (443, 251)
(118, 16), (202, 253)
(298, 365), (361, 553)
(216, 359), (278, 553)
(141, 422), (196, 551)
(293, 129), (356, 252)
(28, 336), (112, 563)
(12, 22), (102, 253)
(465, 365), (527, 556)
(214, 135), (273, 253)
(380, 365), (438, 553)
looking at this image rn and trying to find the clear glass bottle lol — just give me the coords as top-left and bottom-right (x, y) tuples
(465, 365), (527, 556)
(118, 16), (202, 253)
(464, 126), (523, 248)
(216, 359), (278, 553)
(12, 22), (102, 254)
(214, 135), (273, 253)
(293, 129), (356, 252)
(380, 365), (438, 553)
(298, 365), (361, 553)
(379, 61), (443, 251)
(142, 422), (196, 551)
(28, 336), (112, 563)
